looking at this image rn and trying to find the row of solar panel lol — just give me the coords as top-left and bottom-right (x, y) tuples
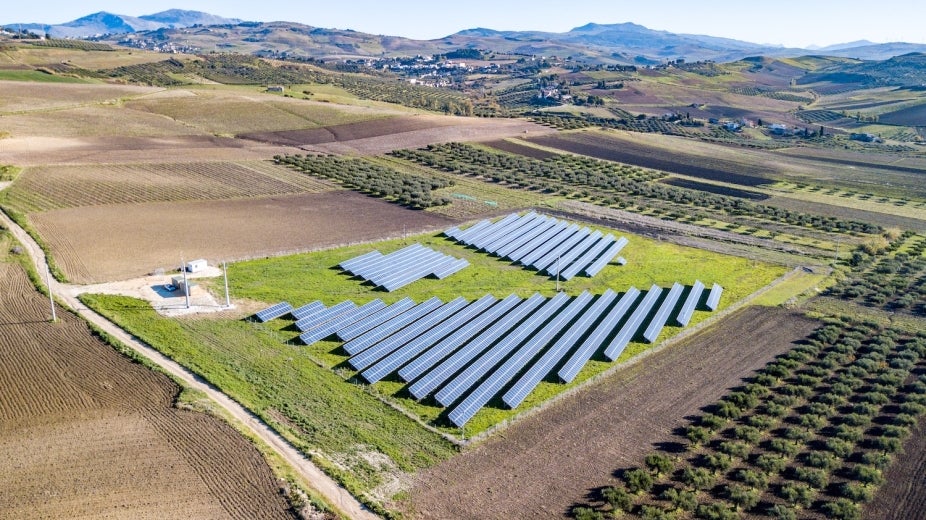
(338, 243), (468, 292)
(252, 282), (723, 427)
(445, 212), (627, 280)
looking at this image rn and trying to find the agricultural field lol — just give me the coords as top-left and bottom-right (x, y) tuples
(29, 191), (453, 283)
(0, 234), (295, 520)
(80, 217), (786, 514)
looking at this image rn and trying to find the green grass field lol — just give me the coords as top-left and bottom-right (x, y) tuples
(0, 69), (92, 83)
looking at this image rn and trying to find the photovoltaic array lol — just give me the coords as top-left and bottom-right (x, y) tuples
(339, 243), (468, 291)
(253, 281), (722, 427)
(444, 212), (628, 280)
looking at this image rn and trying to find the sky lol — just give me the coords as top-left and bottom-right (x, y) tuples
(3, 0), (926, 49)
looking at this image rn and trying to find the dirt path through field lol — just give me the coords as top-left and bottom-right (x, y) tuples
(407, 307), (819, 519)
(0, 208), (380, 520)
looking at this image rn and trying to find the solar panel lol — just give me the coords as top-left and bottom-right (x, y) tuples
(336, 297), (415, 341)
(452, 219), (492, 243)
(464, 213), (522, 247)
(483, 213), (542, 254)
(642, 282), (684, 343)
(544, 230), (602, 277)
(413, 293), (546, 402)
(558, 287), (640, 383)
(470, 213), (533, 250)
(254, 301), (293, 322)
(378, 252), (461, 291)
(705, 283), (723, 311)
(508, 219), (569, 263)
(674, 280), (705, 327)
(559, 234), (614, 281)
(432, 258), (469, 279)
(341, 297), (442, 356)
(520, 223), (579, 267)
(495, 216), (554, 258)
(401, 294), (522, 388)
(363, 296), (492, 383)
(294, 300), (357, 332)
(444, 292), (589, 426)
(504, 290), (615, 409)
(583, 236), (629, 277)
(603, 285), (663, 361)
(291, 301), (326, 321)
(339, 250), (383, 271)
(357, 244), (427, 282)
(533, 226), (591, 272)
(298, 299), (386, 345)
(443, 226), (461, 239)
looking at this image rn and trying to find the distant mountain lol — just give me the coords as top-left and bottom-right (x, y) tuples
(4, 9), (240, 38)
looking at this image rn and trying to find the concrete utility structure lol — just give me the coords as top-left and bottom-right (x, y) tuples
(185, 259), (207, 273)
(171, 276), (196, 297)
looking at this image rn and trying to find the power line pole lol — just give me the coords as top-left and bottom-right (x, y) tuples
(223, 261), (230, 308)
(181, 255), (190, 309)
(45, 263), (56, 322)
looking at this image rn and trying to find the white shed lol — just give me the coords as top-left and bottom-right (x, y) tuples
(186, 259), (208, 273)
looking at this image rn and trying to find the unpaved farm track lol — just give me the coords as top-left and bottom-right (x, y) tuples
(407, 307), (819, 519)
(0, 263), (295, 520)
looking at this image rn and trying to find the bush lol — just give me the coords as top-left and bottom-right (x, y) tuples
(687, 426), (712, 445)
(767, 438), (800, 456)
(624, 468), (654, 494)
(792, 466), (829, 489)
(572, 506), (603, 520)
(894, 413), (919, 427)
(832, 425), (863, 443)
(681, 466), (716, 490)
(701, 414), (727, 430)
(745, 414), (776, 429)
(702, 453), (733, 473)
(639, 504), (672, 520)
(754, 453), (787, 474)
(766, 503), (796, 520)
(734, 468), (769, 490)
(841, 481), (874, 502)
(782, 426), (813, 442)
(821, 498), (861, 520)
(716, 401), (744, 419)
(860, 451), (893, 469)
(661, 487), (697, 512)
(778, 481), (816, 507)
(694, 502), (738, 520)
(727, 483), (760, 511)
(850, 464), (883, 485)
(645, 453), (675, 476)
(868, 435), (903, 453)
(732, 425), (762, 444)
(802, 451), (839, 470)
(601, 486), (632, 512)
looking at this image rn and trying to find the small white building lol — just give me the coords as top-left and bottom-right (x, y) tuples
(186, 259), (207, 273)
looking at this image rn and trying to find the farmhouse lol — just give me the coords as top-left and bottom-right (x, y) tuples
(266, 85), (284, 93)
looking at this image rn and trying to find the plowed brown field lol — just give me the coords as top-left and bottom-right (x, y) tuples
(0, 261), (294, 520)
(30, 191), (454, 283)
(865, 418), (926, 520)
(406, 307), (819, 519)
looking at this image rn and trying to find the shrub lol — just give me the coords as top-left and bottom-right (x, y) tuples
(687, 426), (711, 445)
(821, 498), (861, 520)
(778, 481), (816, 507)
(841, 481), (874, 502)
(798, 413), (826, 429)
(754, 453), (787, 474)
(766, 503), (796, 520)
(880, 425), (910, 438)
(802, 451), (838, 470)
(782, 426), (813, 442)
(841, 413), (872, 427)
(718, 440), (751, 459)
(732, 425), (762, 444)
(624, 468), (654, 494)
(792, 466), (829, 489)
(645, 453), (675, 476)
(572, 506), (603, 520)
(681, 466), (716, 490)
(701, 414), (727, 430)
(894, 413), (918, 427)
(702, 453), (733, 473)
(694, 502), (738, 520)
(745, 414), (776, 429)
(716, 401), (744, 419)
(762, 402), (789, 417)
(860, 451), (893, 469)
(639, 504), (672, 520)
(601, 486), (632, 512)
(832, 425), (864, 443)
(767, 438), (800, 456)
(727, 483), (761, 511)
(734, 468), (769, 490)
(661, 487), (697, 512)
(850, 464), (883, 485)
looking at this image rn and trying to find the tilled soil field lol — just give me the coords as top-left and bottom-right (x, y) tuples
(527, 132), (773, 186)
(406, 306), (819, 519)
(865, 417), (926, 519)
(0, 261), (294, 520)
(30, 191), (455, 283)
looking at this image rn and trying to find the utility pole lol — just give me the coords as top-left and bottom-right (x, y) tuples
(223, 261), (230, 308)
(45, 263), (56, 322)
(181, 255), (190, 309)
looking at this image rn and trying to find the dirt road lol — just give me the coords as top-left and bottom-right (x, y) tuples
(0, 208), (379, 520)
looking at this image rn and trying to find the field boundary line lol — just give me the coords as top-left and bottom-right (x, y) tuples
(0, 207), (380, 520)
(466, 265), (804, 446)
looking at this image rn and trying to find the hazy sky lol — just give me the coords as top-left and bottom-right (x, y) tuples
(4, 0), (925, 48)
